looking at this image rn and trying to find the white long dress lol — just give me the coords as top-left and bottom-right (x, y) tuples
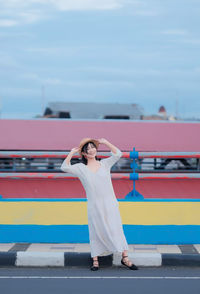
(60, 147), (129, 257)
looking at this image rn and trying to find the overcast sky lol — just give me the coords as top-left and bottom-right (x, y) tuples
(0, 0), (199, 119)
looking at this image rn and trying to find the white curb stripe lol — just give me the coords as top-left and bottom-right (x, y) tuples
(16, 252), (64, 267)
(113, 253), (162, 267)
(15, 252), (162, 267)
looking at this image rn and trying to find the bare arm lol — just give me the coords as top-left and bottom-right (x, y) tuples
(97, 138), (118, 154)
(61, 147), (80, 167)
(97, 138), (122, 169)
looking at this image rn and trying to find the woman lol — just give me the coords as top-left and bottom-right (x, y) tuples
(61, 137), (138, 271)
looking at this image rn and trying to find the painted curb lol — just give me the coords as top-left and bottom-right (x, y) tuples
(0, 252), (16, 266)
(162, 254), (200, 266)
(16, 252), (64, 267)
(113, 252), (162, 267)
(0, 252), (200, 267)
(64, 252), (113, 267)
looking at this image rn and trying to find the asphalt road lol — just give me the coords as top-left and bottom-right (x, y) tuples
(0, 266), (200, 294)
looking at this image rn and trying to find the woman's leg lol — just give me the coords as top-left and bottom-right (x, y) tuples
(93, 256), (99, 266)
(122, 250), (133, 266)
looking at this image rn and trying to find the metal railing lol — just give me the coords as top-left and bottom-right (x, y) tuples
(0, 150), (200, 173)
(0, 149), (200, 201)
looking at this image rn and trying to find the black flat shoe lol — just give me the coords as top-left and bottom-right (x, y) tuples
(121, 255), (138, 270)
(90, 260), (99, 271)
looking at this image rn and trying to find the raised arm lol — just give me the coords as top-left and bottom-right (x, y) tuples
(97, 138), (122, 169)
(60, 146), (81, 175)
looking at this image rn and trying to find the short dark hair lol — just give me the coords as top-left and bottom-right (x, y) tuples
(80, 141), (100, 165)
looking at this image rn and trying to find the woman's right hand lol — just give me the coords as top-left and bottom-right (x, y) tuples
(70, 147), (80, 154)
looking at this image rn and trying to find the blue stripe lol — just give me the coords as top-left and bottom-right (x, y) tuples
(124, 225), (200, 244)
(0, 225), (200, 243)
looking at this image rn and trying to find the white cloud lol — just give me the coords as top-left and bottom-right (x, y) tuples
(0, 6), (45, 27)
(19, 72), (63, 85)
(128, 0), (160, 17)
(76, 66), (161, 77)
(41, 79), (136, 88)
(44, 78), (63, 85)
(0, 19), (18, 27)
(0, 0), (126, 11)
(18, 10), (43, 23)
(70, 66), (200, 81)
(162, 29), (188, 36)
(0, 86), (40, 96)
(20, 73), (40, 80)
(26, 45), (91, 57)
(165, 34), (200, 46)
(0, 0), (125, 26)
(0, 0), (123, 10)
(181, 38), (200, 45)
(0, 32), (34, 38)
(49, 0), (123, 11)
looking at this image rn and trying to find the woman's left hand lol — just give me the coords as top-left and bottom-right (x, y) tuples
(97, 138), (108, 144)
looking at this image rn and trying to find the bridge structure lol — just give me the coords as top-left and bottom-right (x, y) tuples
(0, 119), (200, 243)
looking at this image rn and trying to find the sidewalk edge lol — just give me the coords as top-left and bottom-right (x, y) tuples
(0, 251), (200, 267)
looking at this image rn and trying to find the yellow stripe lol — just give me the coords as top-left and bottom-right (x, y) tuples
(0, 202), (88, 225)
(0, 202), (200, 225)
(120, 202), (200, 225)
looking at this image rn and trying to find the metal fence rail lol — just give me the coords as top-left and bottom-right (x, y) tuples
(1, 148), (200, 200)
(1, 151), (200, 158)
(0, 172), (200, 180)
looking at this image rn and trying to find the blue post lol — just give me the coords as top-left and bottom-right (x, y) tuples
(125, 147), (144, 201)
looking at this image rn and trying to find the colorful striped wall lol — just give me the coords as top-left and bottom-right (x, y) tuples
(0, 197), (200, 244)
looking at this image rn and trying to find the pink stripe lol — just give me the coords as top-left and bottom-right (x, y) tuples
(1, 119), (200, 151)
